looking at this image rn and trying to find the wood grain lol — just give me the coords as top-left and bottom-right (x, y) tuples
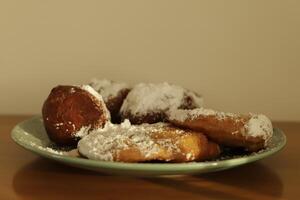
(0, 116), (299, 200)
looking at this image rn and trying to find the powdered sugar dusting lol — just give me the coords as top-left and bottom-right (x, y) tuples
(89, 79), (128, 102)
(30, 142), (65, 155)
(42, 147), (65, 155)
(120, 82), (203, 116)
(168, 108), (237, 122)
(74, 125), (91, 138)
(169, 108), (273, 145)
(80, 85), (111, 120)
(245, 114), (273, 144)
(80, 85), (103, 102)
(78, 120), (185, 162)
(185, 90), (204, 108)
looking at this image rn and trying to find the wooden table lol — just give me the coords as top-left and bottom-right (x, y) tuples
(0, 116), (299, 200)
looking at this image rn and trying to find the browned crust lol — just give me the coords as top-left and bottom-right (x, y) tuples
(105, 88), (130, 123)
(42, 85), (109, 145)
(169, 115), (265, 152)
(114, 126), (221, 163)
(120, 111), (167, 124)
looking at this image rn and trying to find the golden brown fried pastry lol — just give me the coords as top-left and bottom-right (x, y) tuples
(168, 108), (273, 152)
(42, 85), (110, 145)
(89, 79), (130, 123)
(78, 120), (221, 163)
(120, 82), (203, 124)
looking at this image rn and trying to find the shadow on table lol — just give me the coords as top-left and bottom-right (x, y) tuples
(13, 158), (283, 200)
(13, 158), (167, 200)
(143, 162), (283, 200)
(13, 158), (116, 200)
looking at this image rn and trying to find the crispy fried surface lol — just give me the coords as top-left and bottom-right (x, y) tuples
(168, 108), (273, 152)
(42, 85), (109, 145)
(171, 117), (265, 152)
(78, 122), (221, 163)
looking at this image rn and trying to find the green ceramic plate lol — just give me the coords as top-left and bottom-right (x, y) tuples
(11, 116), (286, 176)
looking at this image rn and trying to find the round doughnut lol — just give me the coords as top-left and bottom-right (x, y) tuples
(120, 82), (203, 124)
(77, 120), (221, 163)
(42, 85), (110, 145)
(89, 79), (130, 123)
(168, 108), (273, 152)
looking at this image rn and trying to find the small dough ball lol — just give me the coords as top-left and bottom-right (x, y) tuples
(120, 82), (203, 124)
(89, 79), (130, 123)
(42, 85), (110, 145)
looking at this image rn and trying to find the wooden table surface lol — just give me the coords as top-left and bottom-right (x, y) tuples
(1, 116), (299, 200)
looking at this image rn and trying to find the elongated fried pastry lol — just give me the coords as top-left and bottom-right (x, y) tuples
(42, 85), (110, 145)
(78, 120), (220, 163)
(168, 108), (273, 152)
(120, 82), (203, 124)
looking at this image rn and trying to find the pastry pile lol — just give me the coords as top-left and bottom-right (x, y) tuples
(42, 79), (273, 163)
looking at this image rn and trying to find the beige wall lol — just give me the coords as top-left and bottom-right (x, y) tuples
(0, 0), (299, 121)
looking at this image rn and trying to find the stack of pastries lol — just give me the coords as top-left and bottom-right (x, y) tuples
(42, 79), (273, 163)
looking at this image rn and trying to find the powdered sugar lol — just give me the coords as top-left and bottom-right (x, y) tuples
(120, 82), (203, 116)
(80, 85), (104, 102)
(89, 79), (129, 102)
(42, 147), (65, 155)
(74, 125), (91, 138)
(30, 142), (65, 155)
(168, 108), (273, 143)
(185, 90), (204, 108)
(245, 114), (273, 143)
(78, 120), (185, 162)
(80, 85), (111, 120)
(168, 108), (237, 122)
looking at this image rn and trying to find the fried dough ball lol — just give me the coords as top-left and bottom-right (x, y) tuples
(120, 82), (203, 124)
(42, 85), (110, 145)
(89, 79), (130, 123)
